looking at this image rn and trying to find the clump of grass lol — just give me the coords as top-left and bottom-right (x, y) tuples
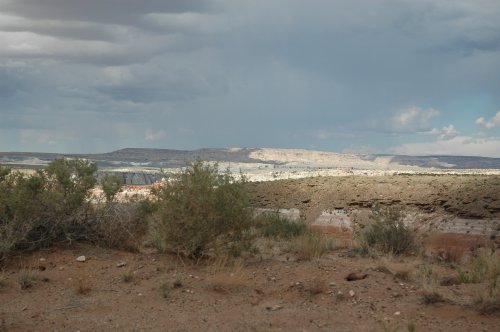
(474, 276), (500, 315)
(18, 269), (37, 290)
(304, 278), (327, 296)
(381, 322), (401, 332)
(207, 257), (249, 294)
(75, 278), (91, 295)
(457, 249), (500, 284)
(256, 212), (306, 239)
(159, 280), (170, 298)
(362, 205), (415, 255)
(290, 232), (334, 261)
(121, 269), (134, 283)
(173, 276), (183, 289)
(421, 290), (445, 304)
(0, 272), (7, 290)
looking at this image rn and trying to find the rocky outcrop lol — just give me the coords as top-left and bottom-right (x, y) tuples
(96, 171), (166, 185)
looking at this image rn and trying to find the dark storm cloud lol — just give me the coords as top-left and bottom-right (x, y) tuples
(1, 0), (209, 25)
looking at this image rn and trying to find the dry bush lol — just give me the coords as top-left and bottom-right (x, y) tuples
(89, 201), (150, 251)
(290, 232), (334, 261)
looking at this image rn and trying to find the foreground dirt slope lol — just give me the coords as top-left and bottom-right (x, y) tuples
(247, 175), (500, 221)
(1, 245), (499, 332)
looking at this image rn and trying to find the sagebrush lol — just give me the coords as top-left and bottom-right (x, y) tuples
(361, 205), (415, 255)
(151, 161), (253, 259)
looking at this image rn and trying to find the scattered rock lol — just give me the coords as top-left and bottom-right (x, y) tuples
(76, 256), (86, 262)
(265, 305), (283, 311)
(39, 258), (46, 262)
(345, 272), (368, 281)
(394, 311), (401, 316)
(349, 290), (355, 297)
(116, 261), (126, 268)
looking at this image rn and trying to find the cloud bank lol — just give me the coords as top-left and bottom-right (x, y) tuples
(0, 0), (499, 156)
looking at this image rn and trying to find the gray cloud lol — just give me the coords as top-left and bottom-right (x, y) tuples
(0, 0), (499, 156)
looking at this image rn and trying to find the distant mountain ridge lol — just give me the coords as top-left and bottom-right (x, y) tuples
(1, 147), (500, 170)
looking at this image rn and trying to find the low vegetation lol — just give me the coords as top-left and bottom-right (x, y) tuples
(290, 231), (334, 261)
(457, 249), (500, 284)
(0, 160), (152, 265)
(360, 205), (416, 255)
(17, 269), (37, 290)
(159, 279), (170, 299)
(256, 212), (307, 239)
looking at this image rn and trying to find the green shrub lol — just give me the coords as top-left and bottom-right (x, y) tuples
(361, 205), (415, 255)
(151, 161), (253, 259)
(0, 159), (148, 264)
(257, 212), (306, 239)
(0, 159), (97, 263)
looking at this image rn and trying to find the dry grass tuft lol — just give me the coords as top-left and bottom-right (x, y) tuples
(75, 278), (91, 295)
(304, 278), (327, 296)
(18, 269), (37, 290)
(290, 232), (333, 261)
(207, 257), (250, 294)
(159, 279), (170, 298)
(0, 272), (7, 290)
(475, 276), (500, 316)
(394, 269), (411, 282)
(457, 249), (500, 284)
(421, 290), (445, 304)
(121, 269), (134, 283)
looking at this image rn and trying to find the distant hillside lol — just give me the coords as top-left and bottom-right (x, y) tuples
(1, 147), (500, 170)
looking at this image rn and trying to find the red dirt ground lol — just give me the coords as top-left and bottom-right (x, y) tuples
(1, 244), (498, 332)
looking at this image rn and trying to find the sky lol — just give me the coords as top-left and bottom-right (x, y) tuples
(1, 0), (500, 157)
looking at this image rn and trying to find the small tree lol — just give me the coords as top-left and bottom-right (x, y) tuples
(152, 160), (253, 259)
